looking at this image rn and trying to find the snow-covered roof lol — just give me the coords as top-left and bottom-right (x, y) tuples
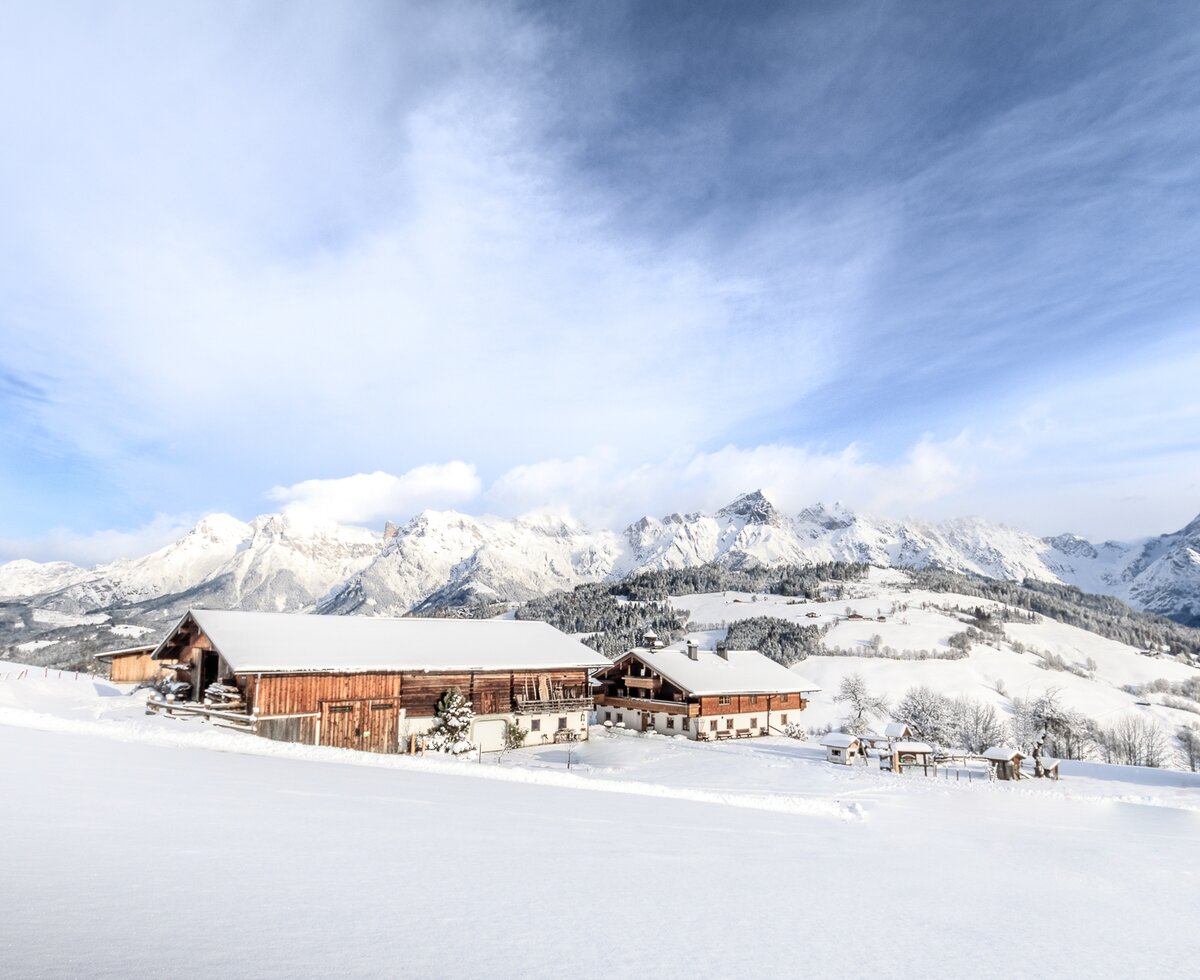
(884, 722), (913, 737)
(820, 732), (860, 748)
(982, 746), (1024, 762)
(614, 645), (821, 697)
(156, 609), (610, 674)
(92, 645), (157, 661)
(892, 741), (933, 754)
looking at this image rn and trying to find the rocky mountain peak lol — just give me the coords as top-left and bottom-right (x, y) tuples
(716, 490), (783, 526)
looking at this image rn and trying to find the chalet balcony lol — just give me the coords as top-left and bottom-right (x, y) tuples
(593, 693), (699, 716)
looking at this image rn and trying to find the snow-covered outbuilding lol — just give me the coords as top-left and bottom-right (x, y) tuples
(591, 640), (820, 740)
(884, 722), (914, 740)
(886, 741), (935, 775)
(982, 746), (1026, 780)
(820, 732), (863, 764)
(146, 609), (609, 753)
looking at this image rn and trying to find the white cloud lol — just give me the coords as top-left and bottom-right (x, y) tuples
(268, 463), (482, 526)
(0, 514), (196, 567)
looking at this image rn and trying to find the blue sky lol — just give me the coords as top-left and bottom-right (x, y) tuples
(2, 1), (1199, 563)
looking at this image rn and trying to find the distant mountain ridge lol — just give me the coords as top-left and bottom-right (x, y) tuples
(1, 491), (1197, 633)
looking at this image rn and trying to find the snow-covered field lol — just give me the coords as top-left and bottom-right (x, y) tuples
(1, 666), (1198, 978)
(672, 568), (1200, 737)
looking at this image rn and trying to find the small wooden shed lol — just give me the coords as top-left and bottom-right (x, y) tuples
(983, 746), (1025, 780)
(93, 645), (165, 684)
(884, 722), (915, 740)
(888, 740), (934, 775)
(820, 732), (863, 765)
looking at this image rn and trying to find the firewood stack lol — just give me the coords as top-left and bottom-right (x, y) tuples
(203, 682), (247, 712)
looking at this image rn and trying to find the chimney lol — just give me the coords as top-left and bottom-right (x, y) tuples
(716, 641), (729, 661)
(686, 640), (698, 661)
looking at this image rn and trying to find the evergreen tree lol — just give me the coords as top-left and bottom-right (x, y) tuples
(426, 688), (476, 754)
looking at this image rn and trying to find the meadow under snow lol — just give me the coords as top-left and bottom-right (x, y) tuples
(672, 567), (1199, 747)
(1, 665), (1198, 978)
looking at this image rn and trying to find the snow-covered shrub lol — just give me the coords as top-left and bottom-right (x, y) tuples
(425, 688), (476, 755)
(781, 722), (807, 740)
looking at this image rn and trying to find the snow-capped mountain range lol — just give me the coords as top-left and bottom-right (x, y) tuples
(1, 491), (1197, 628)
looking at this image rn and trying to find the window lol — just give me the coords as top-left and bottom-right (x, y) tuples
(328, 705), (353, 714)
(617, 714), (623, 724)
(709, 720), (718, 732)
(749, 695), (758, 705)
(780, 714), (788, 725)
(718, 696), (731, 706)
(531, 719), (541, 732)
(750, 718), (758, 728)
(558, 716), (568, 730)
(832, 748), (841, 757)
(778, 694), (789, 705)
(682, 717), (690, 731)
(726, 718), (734, 730)
(605, 711), (612, 721)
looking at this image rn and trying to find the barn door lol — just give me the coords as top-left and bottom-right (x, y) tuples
(320, 701), (362, 749)
(320, 699), (403, 753)
(363, 700), (402, 753)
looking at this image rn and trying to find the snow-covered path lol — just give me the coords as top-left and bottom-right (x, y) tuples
(2, 718), (1198, 979)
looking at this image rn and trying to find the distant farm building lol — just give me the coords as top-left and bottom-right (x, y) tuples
(883, 722), (915, 740)
(820, 732), (863, 764)
(93, 645), (166, 684)
(146, 609), (608, 753)
(591, 637), (820, 740)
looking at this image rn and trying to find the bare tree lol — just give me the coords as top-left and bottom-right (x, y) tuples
(834, 673), (888, 734)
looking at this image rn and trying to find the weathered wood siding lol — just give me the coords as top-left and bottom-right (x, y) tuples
(249, 668), (590, 720)
(696, 692), (808, 716)
(108, 652), (163, 684)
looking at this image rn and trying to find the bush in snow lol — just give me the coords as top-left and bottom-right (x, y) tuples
(425, 688), (476, 755)
(781, 722), (808, 740)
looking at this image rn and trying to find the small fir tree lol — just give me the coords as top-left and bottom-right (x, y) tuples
(426, 688), (476, 754)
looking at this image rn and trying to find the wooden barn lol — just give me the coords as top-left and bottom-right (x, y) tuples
(592, 637), (820, 740)
(146, 609), (608, 753)
(93, 645), (167, 684)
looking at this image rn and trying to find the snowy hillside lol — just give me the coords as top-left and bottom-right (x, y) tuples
(1, 666), (1197, 978)
(1, 491), (1197, 668)
(670, 568), (1200, 767)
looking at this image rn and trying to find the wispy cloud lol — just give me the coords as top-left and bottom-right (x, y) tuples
(0, 2), (1197, 555)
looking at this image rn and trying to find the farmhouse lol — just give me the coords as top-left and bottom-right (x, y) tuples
(146, 609), (608, 753)
(592, 637), (820, 740)
(93, 645), (167, 684)
(820, 731), (863, 764)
